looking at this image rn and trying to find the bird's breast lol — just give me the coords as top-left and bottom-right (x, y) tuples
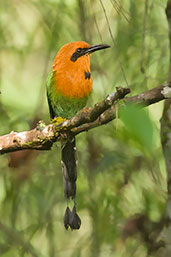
(54, 58), (92, 99)
(54, 70), (92, 99)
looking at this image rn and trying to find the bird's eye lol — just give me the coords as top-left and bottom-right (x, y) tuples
(76, 48), (81, 53)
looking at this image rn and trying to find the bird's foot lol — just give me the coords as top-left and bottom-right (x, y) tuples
(51, 117), (66, 125)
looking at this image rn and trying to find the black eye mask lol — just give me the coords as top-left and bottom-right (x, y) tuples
(70, 48), (89, 62)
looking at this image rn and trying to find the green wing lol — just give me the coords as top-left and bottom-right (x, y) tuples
(46, 71), (56, 119)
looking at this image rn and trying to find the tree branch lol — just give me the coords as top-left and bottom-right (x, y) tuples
(0, 83), (171, 155)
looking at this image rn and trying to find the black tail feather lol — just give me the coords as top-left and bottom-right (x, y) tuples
(61, 137), (77, 199)
(64, 205), (81, 230)
(61, 137), (81, 229)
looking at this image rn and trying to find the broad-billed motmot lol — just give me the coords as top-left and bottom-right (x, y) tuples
(46, 41), (110, 230)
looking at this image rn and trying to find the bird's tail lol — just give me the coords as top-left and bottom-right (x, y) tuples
(61, 137), (81, 230)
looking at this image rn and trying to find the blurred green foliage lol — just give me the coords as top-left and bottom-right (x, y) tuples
(0, 0), (168, 256)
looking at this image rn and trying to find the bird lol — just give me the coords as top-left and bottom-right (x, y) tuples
(46, 41), (110, 230)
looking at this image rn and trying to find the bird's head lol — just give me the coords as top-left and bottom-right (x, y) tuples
(53, 41), (110, 69)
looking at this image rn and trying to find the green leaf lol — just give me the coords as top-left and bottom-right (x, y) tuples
(120, 104), (154, 152)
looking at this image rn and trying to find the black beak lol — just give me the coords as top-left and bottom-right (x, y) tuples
(70, 44), (110, 62)
(86, 44), (110, 54)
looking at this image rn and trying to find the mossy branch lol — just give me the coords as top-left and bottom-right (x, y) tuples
(0, 83), (171, 155)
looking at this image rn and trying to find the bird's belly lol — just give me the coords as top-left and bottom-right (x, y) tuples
(52, 92), (89, 119)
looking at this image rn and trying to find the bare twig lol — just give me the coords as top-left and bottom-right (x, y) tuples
(90, 0), (103, 43)
(110, 0), (130, 23)
(99, 0), (129, 86)
(141, 0), (149, 73)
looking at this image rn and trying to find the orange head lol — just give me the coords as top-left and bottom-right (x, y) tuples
(53, 41), (110, 99)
